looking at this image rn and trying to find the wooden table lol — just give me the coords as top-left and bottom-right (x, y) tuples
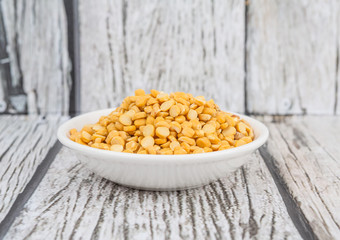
(0, 115), (339, 240)
(1, 0), (340, 239)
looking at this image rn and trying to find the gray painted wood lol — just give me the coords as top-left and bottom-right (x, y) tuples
(0, 66), (8, 112)
(0, 81), (5, 112)
(246, 0), (339, 115)
(78, 0), (245, 113)
(337, 38), (340, 115)
(0, 115), (66, 223)
(0, 0), (71, 114)
(4, 147), (300, 240)
(0, 5), (10, 113)
(1, 0), (339, 115)
(261, 116), (340, 239)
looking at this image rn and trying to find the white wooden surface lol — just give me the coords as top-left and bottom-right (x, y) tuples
(262, 116), (340, 239)
(4, 147), (300, 240)
(0, 0), (340, 237)
(246, 0), (339, 115)
(337, 42), (340, 115)
(0, 0), (71, 114)
(1, 0), (339, 115)
(0, 115), (65, 222)
(79, 0), (245, 113)
(1, 116), (340, 239)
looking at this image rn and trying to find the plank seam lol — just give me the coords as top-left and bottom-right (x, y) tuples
(0, 141), (62, 240)
(244, 0), (249, 115)
(0, 3), (11, 114)
(64, 0), (81, 116)
(259, 146), (317, 240)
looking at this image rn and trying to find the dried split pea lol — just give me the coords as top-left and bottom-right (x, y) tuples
(202, 124), (215, 134)
(182, 127), (195, 138)
(119, 114), (132, 126)
(111, 144), (124, 152)
(174, 146), (187, 155)
(196, 137), (211, 148)
(169, 105), (181, 117)
(141, 136), (154, 149)
(143, 124), (155, 137)
(156, 127), (170, 138)
(187, 109), (198, 120)
(69, 89), (254, 154)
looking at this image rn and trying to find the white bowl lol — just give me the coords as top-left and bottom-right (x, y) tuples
(57, 109), (269, 191)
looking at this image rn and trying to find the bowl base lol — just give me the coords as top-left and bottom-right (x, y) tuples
(113, 180), (214, 191)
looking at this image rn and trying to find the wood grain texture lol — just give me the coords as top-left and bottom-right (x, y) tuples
(261, 116), (340, 239)
(0, 65), (8, 112)
(0, 9), (9, 112)
(79, 0), (245, 113)
(0, 115), (66, 223)
(4, 148), (300, 240)
(337, 30), (340, 115)
(0, 0), (71, 114)
(246, 0), (339, 115)
(0, 76), (6, 112)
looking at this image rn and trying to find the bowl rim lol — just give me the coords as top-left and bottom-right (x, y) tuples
(57, 109), (269, 164)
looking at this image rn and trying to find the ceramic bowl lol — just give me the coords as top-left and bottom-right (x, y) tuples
(57, 109), (269, 191)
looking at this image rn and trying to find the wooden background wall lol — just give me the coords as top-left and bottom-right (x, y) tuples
(0, 0), (339, 115)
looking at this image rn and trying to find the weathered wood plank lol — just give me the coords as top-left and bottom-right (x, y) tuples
(0, 76), (6, 112)
(337, 44), (340, 115)
(0, 115), (66, 223)
(79, 0), (245, 113)
(246, 0), (339, 115)
(261, 116), (340, 239)
(0, 0), (71, 114)
(0, 8), (10, 112)
(0, 64), (8, 112)
(4, 147), (300, 240)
